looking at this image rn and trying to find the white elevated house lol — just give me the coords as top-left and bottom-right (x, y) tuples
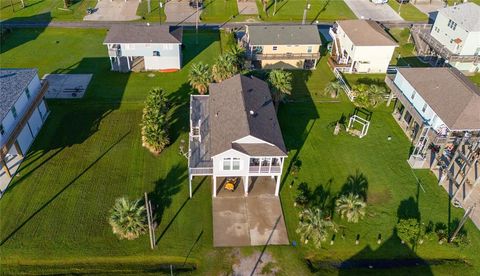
(385, 67), (480, 228)
(329, 19), (398, 73)
(1, 69), (49, 192)
(411, 2), (480, 73)
(188, 74), (287, 198)
(103, 25), (183, 72)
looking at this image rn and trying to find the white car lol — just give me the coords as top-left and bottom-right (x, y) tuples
(371, 0), (388, 4)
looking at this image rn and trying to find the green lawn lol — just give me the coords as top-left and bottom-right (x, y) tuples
(448, 0), (480, 5)
(1, 27), (480, 275)
(258, 0), (356, 22)
(469, 74), (480, 88)
(136, 0), (166, 22)
(388, 1), (428, 22)
(388, 28), (430, 67)
(0, 0), (97, 21)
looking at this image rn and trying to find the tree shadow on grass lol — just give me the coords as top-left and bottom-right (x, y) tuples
(339, 170), (369, 201)
(167, 83), (192, 144)
(0, 12), (51, 54)
(0, 131), (131, 246)
(181, 29), (218, 67)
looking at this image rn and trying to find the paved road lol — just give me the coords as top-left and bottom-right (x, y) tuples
(344, 0), (403, 22)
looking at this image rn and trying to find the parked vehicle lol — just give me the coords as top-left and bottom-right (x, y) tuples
(371, 0), (388, 4)
(396, 0), (410, 3)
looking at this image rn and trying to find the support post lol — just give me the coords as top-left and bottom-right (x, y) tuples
(189, 173), (192, 198)
(1, 158), (12, 178)
(213, 176), (217, 197)
(275, 175), (280, 196)
(386, 90), (394, 107)
(244, 175), (249, 196)
(13, 141), (23, 157)
(109, 57), (114, 71)
(127, 57), (131, 71)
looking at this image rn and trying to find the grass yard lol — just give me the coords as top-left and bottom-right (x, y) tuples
(0, 0), (97, 21)
(257, 0), (356, 22)
(388, 1), (428, 22)
(136, 0), (166, 22)
(388, 28), (430, 67)
(448, 0), (480, 5)
(469, 74), (480, 88)
(1, 27), (480, 274)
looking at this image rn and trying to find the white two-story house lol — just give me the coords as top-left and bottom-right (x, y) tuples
(242, 25), (322, 70)
(104, 25), (183, 72)
(411, 3), (480, 73)
(1, 69), (49, 192)
(329, 20), (398, 73)
(188, 74), (287, 198)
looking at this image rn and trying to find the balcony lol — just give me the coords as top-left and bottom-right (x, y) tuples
(108, 44), (121, 57)
(248, 52), (320, 61)
(249, 166), (281, 174)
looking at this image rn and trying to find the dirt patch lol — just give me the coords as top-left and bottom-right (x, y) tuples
(367, 188), (392, 205)
(231, 248), (280, 275)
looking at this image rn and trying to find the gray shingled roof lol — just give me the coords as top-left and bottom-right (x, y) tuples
(397, 67), (480, 131)
(209, 75), (287, 157)
(104, 25), (183, 44)
(0, 69), (37, 121)
(246, 25), (322, 46)
(336, 20), (398, 46)
(439, 2), (480, 32)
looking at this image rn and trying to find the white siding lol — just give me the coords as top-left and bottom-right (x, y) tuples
(353, 45), (396, 73)
(144, 56), (181, 70)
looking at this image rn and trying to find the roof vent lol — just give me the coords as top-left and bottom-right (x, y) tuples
(247, 88), (254, 93)
(249, 110), (255, 116)
(215, 112), (219, 117)
(147, 23), (150, 26)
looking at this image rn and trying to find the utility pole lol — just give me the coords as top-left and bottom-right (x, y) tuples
(302, 0), (311, 25)
(160, 1), (163, 24)
(398, 1), (403, 16)
(196, 0), (199, 45)
(148, 0), (151, 13)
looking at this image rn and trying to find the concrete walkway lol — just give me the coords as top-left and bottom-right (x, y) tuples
(165, 0), (201, 23)
(84, 0), (141, 21)
(237, 0), (258, 15)
(213, 194), (289, 247)
(413, 0), (446, 15)
(43, 74), (93, 99)
(343, 0), (403, 21)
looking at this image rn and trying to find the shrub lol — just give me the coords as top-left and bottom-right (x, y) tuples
(396, 218), (425, 246)
(141, 88), (170, 154)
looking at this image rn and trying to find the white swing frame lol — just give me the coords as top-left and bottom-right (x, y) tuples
(346, 115), (370, 138)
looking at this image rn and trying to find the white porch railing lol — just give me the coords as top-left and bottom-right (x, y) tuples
(333, 68), (355, 102)
(190, 167), (213, 175)
(249, 166), (281, 174)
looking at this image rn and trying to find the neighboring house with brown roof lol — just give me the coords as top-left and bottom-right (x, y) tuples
(242, 25), (322, 70)
(188, 74), (287, 198)
(103, 25), (183, 72)
(385, 67), (480, 144)
(329, 20), (397, 73)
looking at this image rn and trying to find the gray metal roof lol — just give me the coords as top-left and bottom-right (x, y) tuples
(103, 25), (183, 44)
(397, 67), (480, 131)
(246, 25), (322, 46)
(439, 3), (480, 32)
(0, 69), (37, 121)
(209, 75), (287, 157)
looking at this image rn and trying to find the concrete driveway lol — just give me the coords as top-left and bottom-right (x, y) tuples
(84, 0), (141, 21)
(413, 0), (446, 15)
(165, 0), (201, 23)
(212, 195), (289, 247)
(344, 0), (403, 21)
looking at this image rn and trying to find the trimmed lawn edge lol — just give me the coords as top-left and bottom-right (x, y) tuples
(1, 255), (198, 274)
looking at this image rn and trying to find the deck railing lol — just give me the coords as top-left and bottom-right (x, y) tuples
(249, 166), (281, 174)
(248, 52), (320, 61)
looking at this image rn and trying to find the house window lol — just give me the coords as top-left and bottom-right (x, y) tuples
(351, 45), (354, 51)
(153, 51), (160, 56)
(222, 158), (241, 170)
(422, 103), (427, 112)
(0, 124), (4, 136)
(232, 158), (241, 170)
(307, 46), (312, 53)
(25, 87), (31, 99)
(447, 19), (457, 30)
(11, 106), (18, 119)
(411, 90), (416, 100)
(272, 46), (277, 51)
(125, 44), (135, 50)
(145, 43), (151, 48)
(223, 158), (231, 170)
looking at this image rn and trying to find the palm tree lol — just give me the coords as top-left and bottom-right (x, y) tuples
(188, 62), (212, 94)
(141, 88), (170, 155)
(228, 44), (246, 71)
(353, 84), (387, 108)
(335, 193), (366, 223)
(267, 69), (292, 112)
(323, 81), (343, 98)
(296, 208), (336, 248)
(108, 197), (148, 240)
(211, 53), (239, 82)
